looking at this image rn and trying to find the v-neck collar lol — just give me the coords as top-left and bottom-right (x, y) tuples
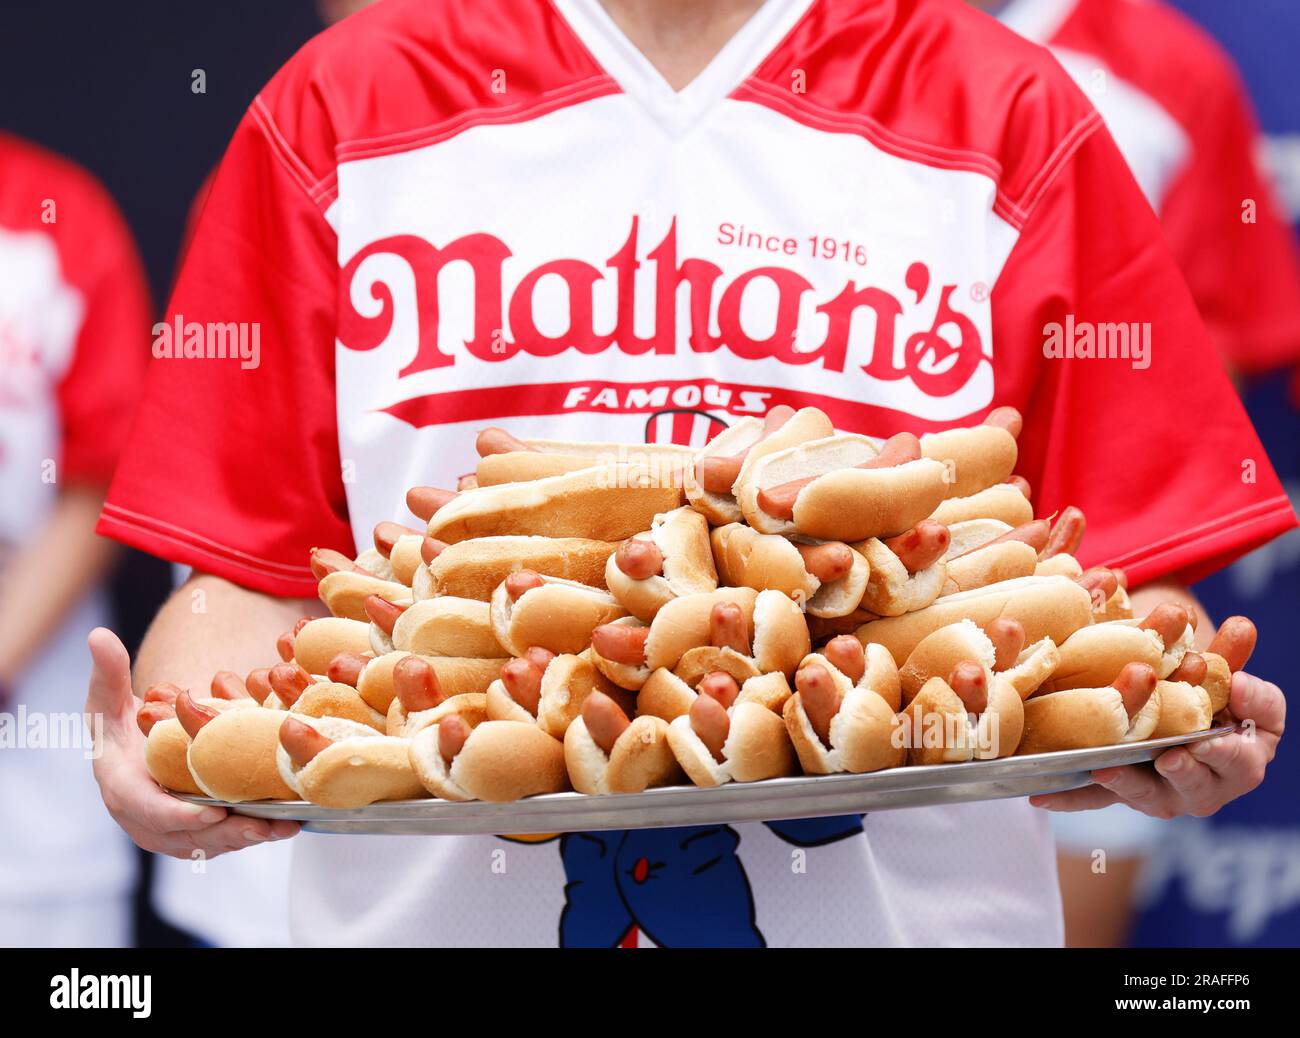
(552, 0), (817, 137)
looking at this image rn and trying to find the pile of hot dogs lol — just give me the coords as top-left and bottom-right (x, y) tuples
(137, 406), (1258, 808)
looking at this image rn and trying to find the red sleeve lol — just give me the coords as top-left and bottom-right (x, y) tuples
(994, 122), (1298, 588)
(1157, 58), (1300, 374)
(53, 184), (153, 486)
(98, 105), (351, 598)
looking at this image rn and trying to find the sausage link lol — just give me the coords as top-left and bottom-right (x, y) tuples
(882, 520), (950, 573)
(616, 538), (665, 580)
(690, 693), (731, 763)
(143, 682), (184, 705)
(364, 595), (409, 636)
(457, 473), (479, 492)
(406, 486), (457, 522)
(1077, 568), (1119, 608)
(698, 671), (741, 709)
(136, 701), (175, 736)
(709, 602), (750, 655)
(276, 630), (296, 663)
(374, 521), (419, 559)
(1168, 652), (1208, 686)
(1008, 475), (1032, 500)
(1138, 603), (1190, 647)
(591, 623), (650, 666)
(947, 660), (989, 716)
(210, 671), (251, 700)
(505, 569), (546, 601)
(582, 691), (631, 754)
(524, 646), (556, 671)
(756, 431), (921, 519)
(326, 651), (368, 688)
(268, 663), (312, 707)
(823, 635), (866, 683)
(985, 618), (1025, 673)
(983, 407), (1023, 437)
(394, 655), (446, 713)
(421, 537), (449, 565)
(1112, 662), (1157, 720)
(438, 715), (471, 765)
(796, 662), (842, 747)
(795, 542), (855, 583)
(245, 668), (273, 705)
(696, 405), (796, 493)
(175, 691), (219, 739)
(280, 716), (333, 768)
(501, 657), (544, 715)
(1207, 616), (1257, 673)
(310, 547), (360, 581)
(476, 427), (535, 457)
(1042, 506), (1086, 559)
(951, 518), (1051, 561)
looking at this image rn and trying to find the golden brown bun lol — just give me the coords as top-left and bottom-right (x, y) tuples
(587, 616), (652, 690)
(188, 707), (297, 802)
(1033, 553), (1084, 579)
(901, 675), (1022, 764)
(605, 507), (718, 622)
(317, 571), (412, 622)
(733, 407), (837, 491)
(428, 463), (683, 543)
(710, 523), (869, 619)
(387, 534), (424, 586)
(392, 598), (505, 658)
(736, 671), (794, 714)
(410, 720), (569, 802)
(1151, 680), (1213, 738)
(899, 620), (995, 705)
(290, 681), (387, 730)
(353, 547), (394, 580)
(636, 668), (701, 722)
(807, 607), (880, 643)
(740, 433), (948, 540)
(275, 715), (425, 807)
(490, 577), (626, 657)
(643, 587), (758, 670)
(685, 417), (765, 525)
(856, 575), (1094, 665)
(1200, 652), (1233, 714)
(423, 536), (618, 601)
(485, 653), (628, 739)
(477, 440), (691, 487)
(929, 484), (1034, 527)
(387, 691), (488, 738)
(356, 652), (506, 713)
(920, 424), (1018, 499)
(855, 537), (946, 616)
(144, 718), (201, 794)
(751, 589), (812, 676)
(941, 541), (1039, 597)
(671, 645), (761, 688)
(293, 617), (371, 676)
(783, 675), (904, 775)
(564, 715), (684, 794)
(1019, 687), (1132, 755)
(667, 702), (795, 786)
(1041, 623), (1162, 693)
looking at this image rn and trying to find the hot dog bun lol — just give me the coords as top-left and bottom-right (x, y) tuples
(355, 652), (506, 713)
(919, 423), (1018, 499)
(477, 440), (690, 487)
(710, 523), (869, 619)
(276, 715), (425, 807)
(939, 520), (1040, 596)
(1150, 680), (1213, 738)
(188, 706), (298, 802)
(290, 680), (387, 730)
(605, 507), (718, 621)
(484, 652), (629, 739)
(419, 536), (619, 601)
(855, 536), (946, 616)
(1018, 685), (1161, 755)
(386, 691), (488, 739)
(899, 619), (1058, 704)
(1039, 623), (1163, 693)
(391, 597), (506, 658)
(317, 571), (413, 622)
(490, 576), (626, 656)
(564, 714), (684, 795)
(901, 674), (1023, 764)
(784, 646), (905, 774)
(929, 484), (1034, 528)
(292, 617), (372, 676)
(855, 575), (1094, 665)
(427, 463), (684, 543)
(668, 701), (795, 786)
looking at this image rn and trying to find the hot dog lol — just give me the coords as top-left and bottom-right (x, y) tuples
(175, 699), (298, 802)
(369, 595), (508, 660)
(637, 662), (791, 723)
(666, 689), (796, 787)
(382, 653), (489, 739)
(141, 692), (256, 795)
(426, 463), (685, 544)
(855, 574), (1095, 666)
(854, 519), (951, 616)
(372, 521), (426, 586)
(898, 617), (1060, 705)
(929, 483), (1035, 528)
(1018, 662), (1160, 754)
(937, 518), (1041, 596)
(490, 571), (627, 656)
(563, 691), (684, 795)
(316, 569), (413, 623)
(1152, 615), (1259, 734)
(274, 714), (426, 808)
(411, 535), (620, 603)
(346, 651), (506, 715)
(739, 430), (949, 541)
(605, 506), (719, 621)
(484, 649), (631, 739)
(1199, 616), (1257, 714)
(918, 407), (1021, 500)
(285, 616), (373, 677)
(901, 658), (1026, 764)
(709, 523), (869, 619)
(473, 429), (693, 488)
(686, 406), (835, 525)
(783, 641), (906, 774)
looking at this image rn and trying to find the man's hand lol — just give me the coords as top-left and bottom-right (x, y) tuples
(1030, 670), (1285, 818)
(86, 627), (298, 858)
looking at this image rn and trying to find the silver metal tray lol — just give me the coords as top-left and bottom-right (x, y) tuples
(177, 726), (1231, 835)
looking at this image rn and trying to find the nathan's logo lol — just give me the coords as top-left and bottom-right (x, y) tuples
(338, 217), (984, 398)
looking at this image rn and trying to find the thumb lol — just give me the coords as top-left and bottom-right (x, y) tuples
(86, 627), (137, 733)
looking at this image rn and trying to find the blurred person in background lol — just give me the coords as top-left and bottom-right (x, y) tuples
(972, 0), (1300, 946)
(0, 131), (151, 946)
(141, 0), (382, 950)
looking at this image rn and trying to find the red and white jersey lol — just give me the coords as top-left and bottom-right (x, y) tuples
(996, 0), (1300, 372)
(0, 132), (149, 903)
(101, 0), (1295, 947)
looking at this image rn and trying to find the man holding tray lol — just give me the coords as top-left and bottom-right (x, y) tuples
(87, 0), (1290, 946)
